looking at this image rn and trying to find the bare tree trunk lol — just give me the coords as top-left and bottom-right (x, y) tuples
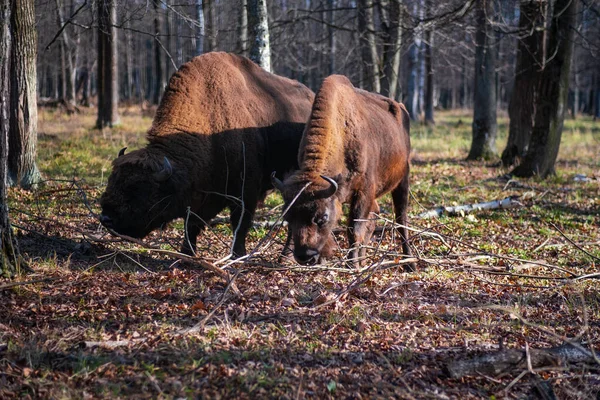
(380, 0), (402, 99)
(238, 0), (248, 56)
(358, 0), (379, 92)
(501, 0), (546, 167)
(96, 0), (120, 128)
(513, 0), (577, 178)
(54, 0), (77, 106)
(175, 4), (182, 68)
(195, 0), (205, 56)
(152, 0), (164, 105)
(467, 0), (497, 161)
(424, 20), (434, 124)
(204, 0), (217, 51)
(9, 0), (40, 188)
(164, 0), (173, 81)
(0, 0), (19, 277)
(124, 22), (133, 101)
(327, 0), (336, 75)
(248, 0), (271, 72)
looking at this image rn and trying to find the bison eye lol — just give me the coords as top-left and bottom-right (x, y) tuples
(313, 213), (329, 227)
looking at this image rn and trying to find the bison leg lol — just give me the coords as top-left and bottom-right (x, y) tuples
(348, 193), (377, 267)
(391, 172), (415, 271)
(229, 198), (258, 258)
(181, 221), (203, 256)
(278, 225), (294, 263)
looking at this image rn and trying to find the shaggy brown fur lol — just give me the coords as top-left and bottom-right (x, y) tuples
(100, 52), (314, 256)
(273, 75), (412, 266)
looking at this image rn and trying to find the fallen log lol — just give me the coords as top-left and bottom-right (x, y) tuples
(446, 344), (597, 379)
(418, 196), (522, 219)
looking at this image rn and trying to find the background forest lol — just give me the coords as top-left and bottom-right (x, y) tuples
(1, 0), (599, 398)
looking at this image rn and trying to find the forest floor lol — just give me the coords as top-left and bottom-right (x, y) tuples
(1, 107), (599, 399)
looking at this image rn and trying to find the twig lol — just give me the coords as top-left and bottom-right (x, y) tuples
(0, 277), (57, 291)
(549, 222), (600, 262)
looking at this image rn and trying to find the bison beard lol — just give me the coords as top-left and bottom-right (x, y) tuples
(99, 52), (314, 257)
(272, 75), (413, 267)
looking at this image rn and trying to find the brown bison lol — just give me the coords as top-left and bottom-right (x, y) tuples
(272, 75), (412, 266)
(100, 52), (314, 257)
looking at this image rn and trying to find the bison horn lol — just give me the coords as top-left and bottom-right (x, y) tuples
(154, 156), (173, 182)
(118, 147), (127, 157)
(271, 171), (285, 192)
(313, 175), (338, 199)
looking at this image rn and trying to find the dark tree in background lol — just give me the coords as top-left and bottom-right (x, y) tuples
(1, 0), (18, 277)
(467, 0), (497, 160)
(379, 0), (402, 99)
(152, 0), (164, 105)
(8, 0), (41, 188)
(358, 0), (380, 93)
(501, 0), (546, 167)
(513, 0), (578, 178)
(96, 0), (119, 128)
(423, 0), (435, 125)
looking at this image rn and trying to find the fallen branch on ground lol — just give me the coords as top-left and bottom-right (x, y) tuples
(81, 339), (146, 349)
(0, 277), (57, 291)
(446, 343), (598, 379)
(418, 196), (523, 219)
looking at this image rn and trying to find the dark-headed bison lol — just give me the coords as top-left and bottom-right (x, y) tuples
(100, 52), (314, 257)
(272, 75), (413, 266)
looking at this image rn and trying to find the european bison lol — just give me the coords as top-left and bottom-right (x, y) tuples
(100, 52), (314, 257)
(272, 75), (412, 266)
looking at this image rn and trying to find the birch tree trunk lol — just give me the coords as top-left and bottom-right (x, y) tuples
(513, 0), (577, 178)
(8, 0), (41, 188)
(467, 0), (497, 160)
(358, 0), (379, 92)
(238, 0), (248, 56)
(0, 0), (19, 277)
(248, 0), (271, 72)
(96, 0), (120, 128)
(501, 0), (546, 167)
(380, 0), (401, 99)
(195, 0), (205, 56)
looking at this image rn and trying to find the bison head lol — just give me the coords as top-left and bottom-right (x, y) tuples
(100, 148), (180, 238)
(272, 173), (341, 265)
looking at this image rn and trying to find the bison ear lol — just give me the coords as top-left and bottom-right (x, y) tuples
(118, 147), (127, 157)
(154, 156), (173, 182)
(271, 171), (285, 192)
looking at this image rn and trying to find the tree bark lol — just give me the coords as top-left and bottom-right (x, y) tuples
(204, 0), (217, 51)
(8, 0), (40, 188)
(467, 0), (497, 161)
(358, 0), (379, 93)
(238, 0), (248, 56)
(151, 0), (164, 105)
(195, 0), (205, 56)
(513, 0), (577, 178)
(54, 0), (77, 106)
(248, 0), (271, 72)
(380, 0), (402, 99)
(424, 21), (434, 124)
(327, 0), (336, 76)
(96, 0), (119, 128)
(501, 1), (546, 167)
(1, 0), (17, 277)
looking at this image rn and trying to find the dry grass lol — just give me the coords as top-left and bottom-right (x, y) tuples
(1, 107), (599, 399)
